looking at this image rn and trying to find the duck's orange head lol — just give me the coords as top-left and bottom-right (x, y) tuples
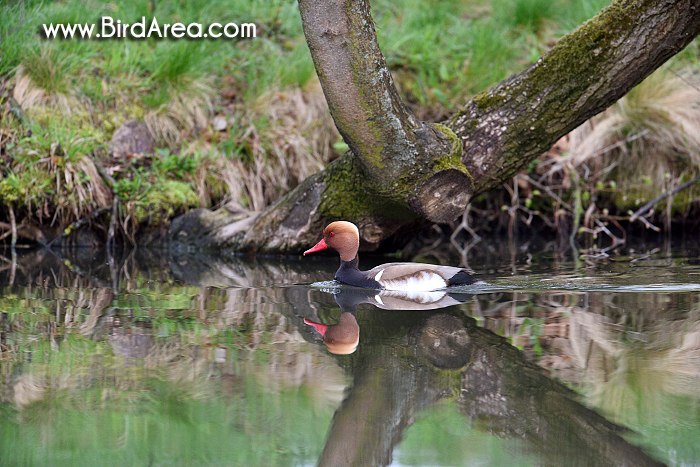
(303, 221), (360, 262)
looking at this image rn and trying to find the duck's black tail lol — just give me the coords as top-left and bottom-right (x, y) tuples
(447, 269), (478, 286)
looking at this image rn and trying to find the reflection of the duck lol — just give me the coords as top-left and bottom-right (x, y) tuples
(304, 287), (473, 355)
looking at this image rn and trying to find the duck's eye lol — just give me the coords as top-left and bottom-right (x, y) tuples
(329, 231), (335, 238)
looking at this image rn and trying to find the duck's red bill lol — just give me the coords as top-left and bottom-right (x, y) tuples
(304, 318), (328, 336)
(303, 238), (329, 255)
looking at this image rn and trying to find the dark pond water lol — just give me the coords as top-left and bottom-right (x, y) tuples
(0, 240), (699, 466)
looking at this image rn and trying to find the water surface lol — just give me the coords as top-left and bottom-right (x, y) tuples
(0, 242), (699, 466)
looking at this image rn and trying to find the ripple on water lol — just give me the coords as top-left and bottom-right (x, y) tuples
(461, 278), (700, 294)
(310, 280), (343, 293)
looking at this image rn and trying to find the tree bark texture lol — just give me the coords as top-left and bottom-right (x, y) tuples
(169, 0), (699, 254)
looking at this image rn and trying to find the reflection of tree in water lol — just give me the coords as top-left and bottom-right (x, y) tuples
(466, 287), (700, 464)
(1, 250), (697, 465)
(315, 303), (665, 467)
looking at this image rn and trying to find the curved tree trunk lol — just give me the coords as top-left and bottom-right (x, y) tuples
(170, 0), (699, 254)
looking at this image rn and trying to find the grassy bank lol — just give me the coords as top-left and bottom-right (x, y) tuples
(0, 0), (698, 246)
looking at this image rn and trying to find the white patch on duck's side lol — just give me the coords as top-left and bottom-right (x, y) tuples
(379, 270), (447, 292)
(382, 289), (447, 304)
(374, 269), (384, 282)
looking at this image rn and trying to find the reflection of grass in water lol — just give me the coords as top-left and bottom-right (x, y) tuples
(0, 279), (349, 466)
(580, 340), (700, 464)
(396, 400), (538, 466)
(0, 377), (334, 466)
(587, 376), (700, 464)
(467, 287), (700, 464)
(1, 327), (338, 466)
(624, 396), (700, 465)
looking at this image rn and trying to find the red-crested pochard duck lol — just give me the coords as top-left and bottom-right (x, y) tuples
(304, 221), (477, 291)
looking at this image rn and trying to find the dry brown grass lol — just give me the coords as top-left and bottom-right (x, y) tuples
(12, 65), (81, 116)
(61, 156), (113, 217)
(189, 79), (339, 213)
(145, 80), (215, 146)
(563, 68), (700, 188)
(476, 67), (700, 246)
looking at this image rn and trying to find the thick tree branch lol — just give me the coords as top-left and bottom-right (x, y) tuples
(298, 0), (420, 175)
(449, 0), (700, 192)
(298, 0), (470, 220)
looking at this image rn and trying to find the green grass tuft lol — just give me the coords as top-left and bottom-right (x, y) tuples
(494, 0), (556, 32)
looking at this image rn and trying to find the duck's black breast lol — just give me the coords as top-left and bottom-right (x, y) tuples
(335, 259), (382, 289)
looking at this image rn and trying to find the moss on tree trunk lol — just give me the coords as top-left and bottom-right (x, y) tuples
(170, 0), (699, 253)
